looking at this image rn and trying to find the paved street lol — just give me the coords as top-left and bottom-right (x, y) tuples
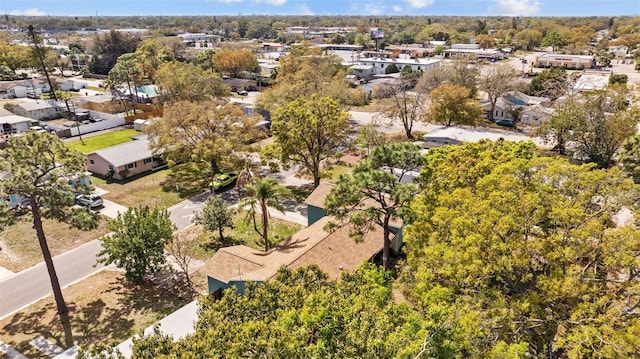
(0, 240), (106, 319)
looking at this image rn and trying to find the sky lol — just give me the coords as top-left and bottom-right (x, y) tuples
(0, 0), (638, 17)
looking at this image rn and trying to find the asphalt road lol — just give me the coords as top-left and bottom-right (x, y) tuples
(0, 240), (106, 319)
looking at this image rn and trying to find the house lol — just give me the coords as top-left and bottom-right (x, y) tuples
(572, 71), (610, 92)
(608, 45), (628, 58)
(12, 100), (62, 121)
(0, 81), (28, 99)
(481, 91), (551, 122)
(443, 44), (508, 61)
(303, 182), (404, 251)
(86, 136), (164, 179)
(423, 126), (543, 148)
(520, 104), (555, 126)
(0, 114), (32, 136)
(357, 57), (441, 77)
(1, 171), (92, 209)
(223, 78), (258, 92)
(200, 216), (389, 297)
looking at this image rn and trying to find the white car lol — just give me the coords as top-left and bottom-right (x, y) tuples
(76, 194), (104, 209)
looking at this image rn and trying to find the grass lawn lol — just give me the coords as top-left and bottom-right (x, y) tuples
(193, 210), (302, 257)
(350, 99), (381, 113)
(0, 270), (204, 359)
(324, 164), (353, 182)
(91, 169), (184, 209)
(0, 217), (109, 272)
(65, 129), (139, 154)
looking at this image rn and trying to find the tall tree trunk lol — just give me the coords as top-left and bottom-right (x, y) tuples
(28, 25), (57, 102)
(382, 215), (391, 270)
(261, 201), (269, 252)
(31, 201), (68, 315)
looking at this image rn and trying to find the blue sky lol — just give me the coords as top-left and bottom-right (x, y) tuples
(0, 0), (638, 17)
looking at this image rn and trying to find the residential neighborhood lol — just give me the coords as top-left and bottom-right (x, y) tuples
(1, 4), (640, 358)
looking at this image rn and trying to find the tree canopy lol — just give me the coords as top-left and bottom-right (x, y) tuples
(154, 61), (229, 103)
(324, 142), (425, 269)
(213, 48), (259, 77)
(98, 206), (175, 284)
(146, 99), (262, 190)
(404, 140), (640, 358)
(263, 96), (351, 187)
(427, 83), (481, 127)
(125, 264), (448, 358)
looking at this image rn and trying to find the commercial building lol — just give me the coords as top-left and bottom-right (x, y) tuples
(534, 53), (596, 69)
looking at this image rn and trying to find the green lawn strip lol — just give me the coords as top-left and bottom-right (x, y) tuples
(193, 210), (302, 259)
(91, 169), (184, 210)
(66, 129), (139, 153)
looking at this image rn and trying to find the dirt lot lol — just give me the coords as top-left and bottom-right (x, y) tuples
(0, 269), (206, 359)
(0, 218), (109, 272)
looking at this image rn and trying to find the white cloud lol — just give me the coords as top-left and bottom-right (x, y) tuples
(393, 5), (403, 12)
(488, 0), (542, 16)
(218, 0), (242, 3)
(297, 4), (315, 15)
(256, 0), (287, 5)
(403, 0), (434, 8)
(6, 8), (46, 16)
(364, 3), (384, 15)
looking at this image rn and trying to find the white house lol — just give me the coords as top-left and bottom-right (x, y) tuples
(356, 57), (440, 77)
(0, 81), (27, 99)
(12, 100), (62, 121)
(0, 114), (32, 136)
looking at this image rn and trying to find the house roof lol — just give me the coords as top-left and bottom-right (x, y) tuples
(304, 182), (403, 228)
(16, 100), (58, 111)
(0, 114), (32, 125)
(199, 216), (385, 283)
(89, 136), (156, 167)
(0, 81), (26, 91)
(0, 108), (15, 117)
(573, 73), (610, 92)
(424, 126), (543, 145)
(304, 182), (334, 208)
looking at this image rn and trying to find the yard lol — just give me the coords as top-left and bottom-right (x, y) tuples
(91, 169), (184, 209)
(65, 129), (139, 154)
(0, 270), (203, 359)
(0, 217), (109, 272)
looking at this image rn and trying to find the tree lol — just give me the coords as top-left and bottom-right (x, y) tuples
(146, 99), (261, 190)
(537, 89), (640, 168)
(609, 73), (628, 86)
(193, 195), (235, 242)
(239, 177), (290, 252)
(134, 38), (178, 82)
(528, 66), (569, 99)
(106, 53), (143, 107)
(513, 29), (543, 51)
(324, 143), (426, 270)
(385, 63), (399, 74)
(0, 41), (30, 74)
(0, 132), (95, 342)
(256, 50), (366, 111)
(619, 134), (640, 183)
(28, 25), (57, 101)
(117, 265), (446, 358)
(88, 29), (140, 75)
(542, 28), (567, 51)
(374, 76), (427, 139)
(166, 226), (200, 289)
(264, 96), (351, 188)
(98, 206), (175, 284)
(479, 63), (520, 121)
(427, 83), (481, 127)
(213, 48), (259, 77)
(474, 34), (495, 49)
(418, 59), (478, 96)
(154, 61), (229, 103)
(405, 140), (640, 357)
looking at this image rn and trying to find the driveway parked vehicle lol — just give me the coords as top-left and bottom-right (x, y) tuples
(210, 173), (239, 191)
(496, 119), (515, 127)
(76, 194), (104, 208)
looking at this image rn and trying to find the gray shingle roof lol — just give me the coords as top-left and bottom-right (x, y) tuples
(91, 136), (156, 167)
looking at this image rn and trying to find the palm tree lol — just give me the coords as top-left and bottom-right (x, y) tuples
(240, 177), (289, 252)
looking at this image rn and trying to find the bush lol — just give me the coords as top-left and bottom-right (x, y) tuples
(385, 63), (399, 74)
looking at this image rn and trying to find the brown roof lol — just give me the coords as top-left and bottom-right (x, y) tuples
(304, 182), (403, 228)
(304, 182), (334, 208)
(199, 216), (385, 283)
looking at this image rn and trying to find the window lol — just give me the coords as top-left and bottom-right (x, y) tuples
(143, 158), (153, 165)
(126, 162), (137, 169)
(89, 159), (95, 165)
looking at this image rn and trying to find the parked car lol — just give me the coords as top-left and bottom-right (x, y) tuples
(209, 173), (238, 191)
(76, 194), (104, 208)
(496, 119), (515, 127)
(236, 89), (248, 96)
